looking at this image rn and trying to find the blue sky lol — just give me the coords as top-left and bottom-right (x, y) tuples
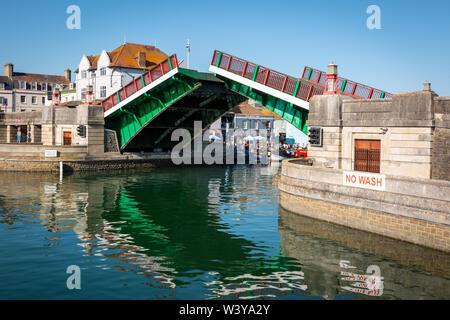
(1, 0), (449, 95)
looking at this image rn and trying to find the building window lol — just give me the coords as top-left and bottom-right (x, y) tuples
(31, 82), (37, 90)
(32, 96), (37, 104)
(42, 97), (45, 104)
(0, 83), (5, 90)
(354, 140), (381, 173)
(81, 88), (86, 100)
(41, 83), (47, 91)
(20, 81), (26, 89)
(20, 96), (26, 104)
(81, 71), (87, 79)
(91, 71), (96, 78)
(243, 120), (248, 130)
(100, 86), (106, 98)
(100, 68), (106, 76)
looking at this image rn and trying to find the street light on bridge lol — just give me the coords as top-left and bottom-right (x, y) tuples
(324, 62), (338, 95)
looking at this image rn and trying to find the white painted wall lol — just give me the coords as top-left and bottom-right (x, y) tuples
(76, 51), (148, 101)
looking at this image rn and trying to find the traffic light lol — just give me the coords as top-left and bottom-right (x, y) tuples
(77, 125), (86, 138)
(308, 126), (323, 147)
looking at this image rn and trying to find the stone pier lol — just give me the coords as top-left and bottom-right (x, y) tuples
(279, 84), (450, 252)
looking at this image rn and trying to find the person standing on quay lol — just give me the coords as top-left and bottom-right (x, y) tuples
(17, 127), (21, 143)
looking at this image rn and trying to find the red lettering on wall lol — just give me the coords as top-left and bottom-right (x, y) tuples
(376, 178), (383, 187)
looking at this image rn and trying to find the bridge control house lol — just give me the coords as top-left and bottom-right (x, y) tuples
(279, 64), (450, 252)
(307, 66), (448, 181)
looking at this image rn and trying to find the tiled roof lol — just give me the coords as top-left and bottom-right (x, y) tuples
(229, 102), (274, 117)
(12, 72), (70, 85)
(260, 108), (282, 120)
(87, 56), (100, 71)
(78, 43), (168, 72)
(109, 43), (168, 69)
(0, 76), (10, 84)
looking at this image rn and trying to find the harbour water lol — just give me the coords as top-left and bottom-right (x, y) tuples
(0, 166), (448, 299)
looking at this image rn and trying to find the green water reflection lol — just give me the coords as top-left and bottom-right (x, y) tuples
(0, 167), (448, 299)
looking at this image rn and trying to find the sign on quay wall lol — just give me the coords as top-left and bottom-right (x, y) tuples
(44, 150), (58, 158)
(343, 171), (385, 191)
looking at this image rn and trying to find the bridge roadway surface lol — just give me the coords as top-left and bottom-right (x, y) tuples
(101, 51), (392, 152)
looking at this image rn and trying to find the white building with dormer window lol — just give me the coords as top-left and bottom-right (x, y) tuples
(75, 43), (169, 102)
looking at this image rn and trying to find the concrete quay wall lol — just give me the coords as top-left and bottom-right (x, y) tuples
(279, 159), (450, 252)
(0, 155), (176, 172)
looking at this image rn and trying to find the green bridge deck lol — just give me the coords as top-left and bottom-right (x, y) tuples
(101, 51), (392, 152)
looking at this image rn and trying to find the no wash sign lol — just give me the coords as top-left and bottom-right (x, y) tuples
(343, 171), (386, 191)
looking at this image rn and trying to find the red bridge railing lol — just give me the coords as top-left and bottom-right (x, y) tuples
(211, 50), (324, 102)
(211, 50), (392, 102)
(101, 55), (178, 113)
(301, 66), (392, 99)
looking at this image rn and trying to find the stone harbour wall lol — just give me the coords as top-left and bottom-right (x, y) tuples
(0, 157), (176, 172)
(432, 127), (450, 181)
(279, 159), (450, 252)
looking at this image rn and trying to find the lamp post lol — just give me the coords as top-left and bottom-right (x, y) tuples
(324, 62), (338, 95)
(51, 88), (61, 106)
(84, 85), (94, 104)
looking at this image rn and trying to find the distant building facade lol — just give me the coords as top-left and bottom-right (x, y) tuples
(218, 100), (274, 137)
(75, 43), (169, 102)
(0, 63), (72, 112)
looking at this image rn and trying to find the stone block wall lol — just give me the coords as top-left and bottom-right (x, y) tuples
(432, 128), (450, 181)
(0, 104), (106, 160)
(279, 159), (450, 252)
(0, 125), (7, 143)
(87, 125), (105, 156)
(307, 90), (449, 180)
(307, 126), (342, 169)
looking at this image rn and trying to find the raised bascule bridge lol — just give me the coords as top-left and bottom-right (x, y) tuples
(101, 50), (392, 152)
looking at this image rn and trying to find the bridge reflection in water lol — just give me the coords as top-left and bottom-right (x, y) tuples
(0, 168), (448, 299)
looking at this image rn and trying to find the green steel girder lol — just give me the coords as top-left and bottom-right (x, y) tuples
(219, 77), (309, 135)
(105, 76), (201, 150)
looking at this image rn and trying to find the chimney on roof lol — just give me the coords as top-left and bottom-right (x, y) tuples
(137, 51), (146, 68)
(64, 69), (72, 82)
(4, 63), (13, 78)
